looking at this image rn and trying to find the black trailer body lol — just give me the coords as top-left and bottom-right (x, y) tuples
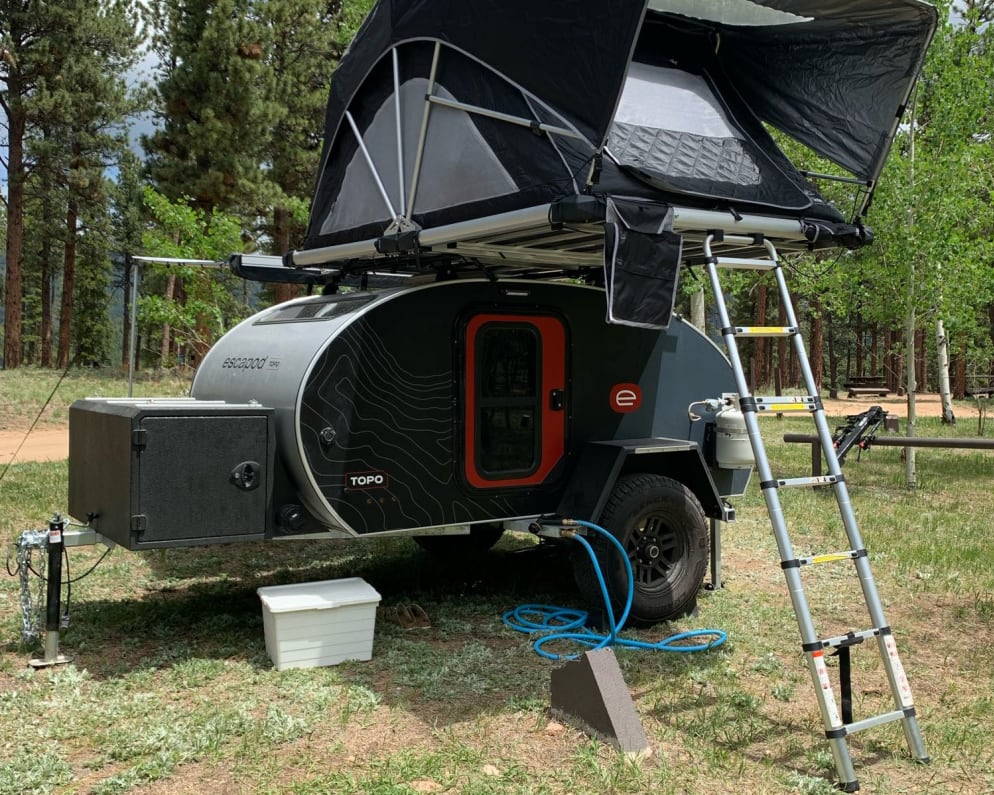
(187, 280), (747, 537)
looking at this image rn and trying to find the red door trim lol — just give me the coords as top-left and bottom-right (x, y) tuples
(464, 313), (566, 489)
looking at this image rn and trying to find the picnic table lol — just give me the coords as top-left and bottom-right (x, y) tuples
(843, 376), (892, 398)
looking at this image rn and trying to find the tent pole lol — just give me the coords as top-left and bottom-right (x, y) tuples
(345, 110), (398, 219)
(392, 48), (407, 217)
(427, 95), (579, 140)
(406, 42), (440, 222)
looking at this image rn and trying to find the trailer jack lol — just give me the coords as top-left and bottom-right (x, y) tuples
(10, 513), (113, 668)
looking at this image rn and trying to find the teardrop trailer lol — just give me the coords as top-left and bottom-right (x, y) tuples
(69, 279), (753, 625)
(16, 0), (938, 783)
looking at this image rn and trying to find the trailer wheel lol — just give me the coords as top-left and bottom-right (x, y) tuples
(413, 524), (504, 558)
(572, 473), (708, 627)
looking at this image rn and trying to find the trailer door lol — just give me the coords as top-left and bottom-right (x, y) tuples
(464, 313), (566, 489)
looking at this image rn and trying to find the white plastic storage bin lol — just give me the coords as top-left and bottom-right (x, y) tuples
(257, 578), (381, 671)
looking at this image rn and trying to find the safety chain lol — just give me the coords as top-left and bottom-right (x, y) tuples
(14, 530), (49, 642)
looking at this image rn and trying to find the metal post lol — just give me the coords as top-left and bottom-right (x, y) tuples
(812, 442), (822, 478)
(708, 518), (723, 590)
(30, 515), (72, 668)
(127, 257), (140, 398)
(406, 42), (441, 222)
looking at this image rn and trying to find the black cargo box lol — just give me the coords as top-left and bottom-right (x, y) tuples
(68, 398), (274, 549)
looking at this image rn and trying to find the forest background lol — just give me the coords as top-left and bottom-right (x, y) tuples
(0, 0), (992, 399)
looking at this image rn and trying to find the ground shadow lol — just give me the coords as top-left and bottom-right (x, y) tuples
(7, 534), (732, 728)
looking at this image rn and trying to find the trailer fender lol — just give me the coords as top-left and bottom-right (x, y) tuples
(555, 439), (725, 522)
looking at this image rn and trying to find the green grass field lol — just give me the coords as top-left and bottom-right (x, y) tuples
(1, 372), (992, 794)
(0, 368), (194, 431)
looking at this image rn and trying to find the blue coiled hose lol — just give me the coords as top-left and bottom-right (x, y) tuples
(502, 519), (727, 660)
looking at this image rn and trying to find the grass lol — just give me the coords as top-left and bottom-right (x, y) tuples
(1, 374), (993, 793)
(0, 367), (193, 430)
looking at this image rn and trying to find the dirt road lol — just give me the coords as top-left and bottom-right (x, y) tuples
(820, 391), (963, 420)
(0, 428), (70, 466)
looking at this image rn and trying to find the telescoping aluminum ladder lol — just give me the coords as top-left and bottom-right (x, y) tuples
(701, 234), (928, 792)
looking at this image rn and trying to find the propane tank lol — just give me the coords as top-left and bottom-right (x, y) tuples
(714, 396), (754, 470)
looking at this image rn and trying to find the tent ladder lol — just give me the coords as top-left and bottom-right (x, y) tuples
(702, 235), (929, 792)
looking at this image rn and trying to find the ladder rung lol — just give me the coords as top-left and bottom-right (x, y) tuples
(786, 549), (866, 568)
(751, 396), (819, 413)
(712, 256), (778, 271)
(773, 475), (839, 489)
(733, 326), (797, 338)
(838, 708), (912, 737)
(816, 627), (881, 649)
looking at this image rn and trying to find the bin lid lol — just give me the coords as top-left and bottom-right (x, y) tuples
(257, 577), (381, 612)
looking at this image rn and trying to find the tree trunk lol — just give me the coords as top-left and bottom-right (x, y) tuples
(776, 299), (788, 390)
(828, 314), (839, 395)
(905, 278), (917, 488)
(870, 324), (879, 377)
(915, 327), (927, 391)
(272, 206), (300, 305)
(40, 237), (54, 367)
(845, 318), (852, 384)
(809, 296), (824, 391)
(753, 282), (767, 390)
(3, 91), (26, 369)
(885, 327), (898, 392)
(56, 198), (78, 369)
(936, 317), (955, 423)
(690, 287), (705, 331)
(766, 320), (775, 387)
(855, 313), (864, 377)
(785, 300), (799, 388)
(953, 349), (966, 400)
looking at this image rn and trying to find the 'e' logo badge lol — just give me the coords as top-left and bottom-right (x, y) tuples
(610, 383), (642, 413)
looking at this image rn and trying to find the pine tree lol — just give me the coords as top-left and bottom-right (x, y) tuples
(144, 0), (281, 215)
(1, 0), (145, 368)
(260, 0), (373, 301)
(113, 151), (148, 369)
(1, 0), (56, 368)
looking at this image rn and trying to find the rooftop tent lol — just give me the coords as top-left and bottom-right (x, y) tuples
(293, 0), (936, 272)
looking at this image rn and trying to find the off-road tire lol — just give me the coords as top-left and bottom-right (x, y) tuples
(572, 473), (708, 626)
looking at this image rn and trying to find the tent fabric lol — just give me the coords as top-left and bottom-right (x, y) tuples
(318, 79), (519, 235)
(638, 1), (937, 181)
(310, 38), (575, 250)
(300, 0), (936, 255)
